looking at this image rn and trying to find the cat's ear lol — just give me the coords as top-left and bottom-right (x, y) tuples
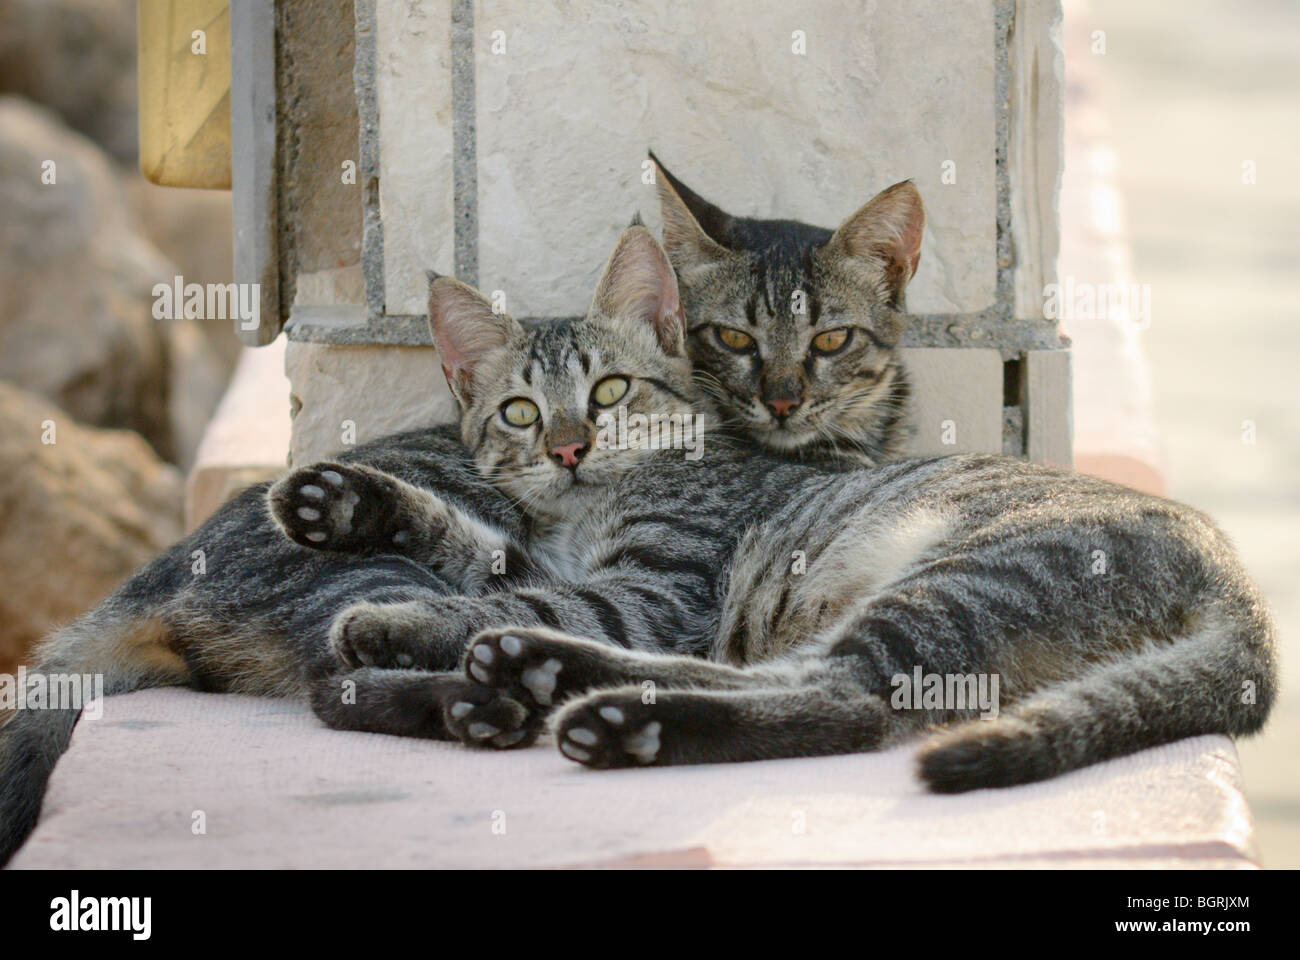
(591, 225), (686, 356)
(426, 272), (522, 405)
(650, 151), (734, 276)
(825, 180), (926, 306)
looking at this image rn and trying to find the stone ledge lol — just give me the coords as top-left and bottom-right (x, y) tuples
(9, 689), (1259, 869)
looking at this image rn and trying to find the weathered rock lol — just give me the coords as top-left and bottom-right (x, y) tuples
(0, 96), (229, 468)
(0, 381), (183, 677)
(0, 0), (139, 163)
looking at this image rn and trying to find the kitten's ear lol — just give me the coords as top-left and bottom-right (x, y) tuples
(825, 180), (926, 306)
(426, 272), (521, 406)
(591, 225), (686, 356)
(650, 151), (734, 276)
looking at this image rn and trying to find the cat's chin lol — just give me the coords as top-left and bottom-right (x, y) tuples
(751, 422), (819, 453)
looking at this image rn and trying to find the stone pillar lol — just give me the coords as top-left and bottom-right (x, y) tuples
(269, 0), (1067, 465)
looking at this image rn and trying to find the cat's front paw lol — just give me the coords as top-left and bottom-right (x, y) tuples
(269, 462), (403, 553)
(552, 692), (664, 769)
(330, 599), (468, 672)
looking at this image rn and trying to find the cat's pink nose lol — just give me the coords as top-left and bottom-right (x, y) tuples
(765, 396), (801, 419)
(550, 441), (588, 469)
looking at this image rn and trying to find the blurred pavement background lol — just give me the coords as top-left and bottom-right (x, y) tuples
(1079, 0), (1300, 866)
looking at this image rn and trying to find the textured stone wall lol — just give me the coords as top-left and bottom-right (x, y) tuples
(376, 0), (1000, 320)
(274, 0), (1068, 463)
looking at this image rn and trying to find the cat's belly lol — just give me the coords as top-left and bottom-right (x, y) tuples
(713, 504), (955, 666)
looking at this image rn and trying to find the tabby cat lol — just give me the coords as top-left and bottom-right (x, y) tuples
(312, 226), (1275, 790)
(650, 151), (923, 465)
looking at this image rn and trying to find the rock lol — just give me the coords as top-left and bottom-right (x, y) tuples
(0, 96), (229, 468)
(0, 381), (183, 678)
(0, 0), (139, 163)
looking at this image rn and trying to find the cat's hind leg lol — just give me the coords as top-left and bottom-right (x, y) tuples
(463, 626), (756, 712)
(550, 669), (895, 768)
(310, 667), (541, 750)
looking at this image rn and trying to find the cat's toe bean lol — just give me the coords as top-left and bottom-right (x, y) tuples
(468, 722), (500, 739)
(598, 706), (625, 725)
(624, 722), (662, 763)
(306, 531), (327, 543)
(520, 659), (562, 706)
(472, 644), (494, 664)
(450, 701), (474, 719)
(559, 741), (592, 763)
(320, 470), (344, 487)
(299, 484), (325, 500)
(567, 727), (598, 746)
(499, 634), (523, 657)
(468, 662), (490, 684)
(297, 506), (321, 521)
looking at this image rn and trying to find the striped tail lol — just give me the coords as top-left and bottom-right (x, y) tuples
(918, 597), (1277, 793)
(0, 607), (191, 865)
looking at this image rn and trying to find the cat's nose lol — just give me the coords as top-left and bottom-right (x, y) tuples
(765, 395), (802, 420)
(550, 441), (589, 469)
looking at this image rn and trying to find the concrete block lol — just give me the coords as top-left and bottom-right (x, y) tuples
(375, 0), (456, 315)
(286, 341), (458, 465)
(1026, 348), (1073, 467)
(901, 347), (1004, 456)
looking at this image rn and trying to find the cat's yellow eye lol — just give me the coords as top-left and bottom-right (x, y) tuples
(501, 398), (540, 427)
(811, 328), (852, 355)
(591, 376), (629, 408)
(716, 327), (755, 352)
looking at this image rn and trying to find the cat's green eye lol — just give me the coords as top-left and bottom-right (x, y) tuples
(591, 376), (629, 407)
(716, 327), (755, 352)
(811, 327), (852, 356)
(501, 398), (540, 427)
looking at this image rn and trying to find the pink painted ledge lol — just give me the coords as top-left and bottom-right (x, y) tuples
(9, 689), (1258, 870)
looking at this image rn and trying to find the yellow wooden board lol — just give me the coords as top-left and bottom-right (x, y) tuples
(137, 0), (232, 189)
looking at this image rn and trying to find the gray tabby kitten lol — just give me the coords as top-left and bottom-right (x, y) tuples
(333, 227), (1275, 790)
(650, 152), (923, 465)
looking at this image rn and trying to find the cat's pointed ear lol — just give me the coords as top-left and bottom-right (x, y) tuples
(426, 272), (521, 406)
(825, 180), (926, 306)
(650, 151), (734, 276)
(591, 224), (686, 357)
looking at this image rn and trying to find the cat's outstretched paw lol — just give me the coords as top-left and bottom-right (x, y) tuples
(330, 600), (465, 673)
(463, 626), (629, 711)
(552, 691), (664, 769)
(269, 461), (405, 553)
(441, 680), (542, 751)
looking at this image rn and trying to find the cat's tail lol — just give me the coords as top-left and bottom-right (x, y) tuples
(918, 591), (1277, 793)
(0, 600), (191, 866)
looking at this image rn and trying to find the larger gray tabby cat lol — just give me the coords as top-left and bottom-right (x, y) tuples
(332, 226), (1274, 789)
